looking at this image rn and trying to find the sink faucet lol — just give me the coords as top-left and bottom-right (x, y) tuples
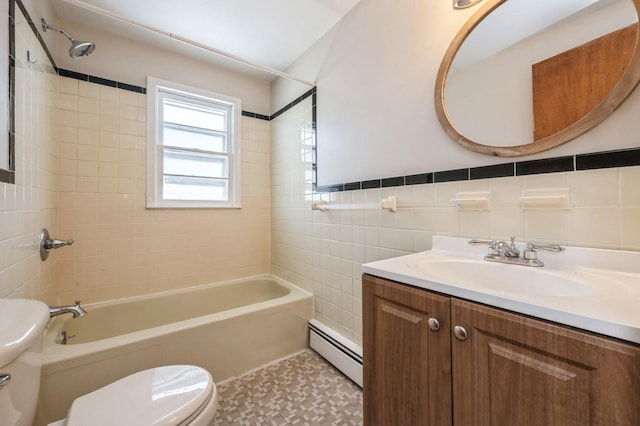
(469, 237), (564, 267)
(497, 237), (520, 258)
(49, 300), (87, 318)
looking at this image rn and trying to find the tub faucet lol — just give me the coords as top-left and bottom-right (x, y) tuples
(49, 300), (87, 318)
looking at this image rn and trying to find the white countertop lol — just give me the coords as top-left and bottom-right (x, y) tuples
(362, 236), (640, 345)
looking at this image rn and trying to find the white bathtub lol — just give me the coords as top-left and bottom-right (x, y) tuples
(34, 275), (313, 425)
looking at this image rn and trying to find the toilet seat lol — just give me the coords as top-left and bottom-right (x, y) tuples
(64, 365), (215, 426)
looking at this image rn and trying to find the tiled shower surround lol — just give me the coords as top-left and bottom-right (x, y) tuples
(0, 71), (271, 303)
(52, 77), (271, 304)
(270, 97), (640, 346)
(0, 10), (57, 301)
(1, 66), (639, 348)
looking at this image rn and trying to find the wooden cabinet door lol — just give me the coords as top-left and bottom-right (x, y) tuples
(452, 298), (640, 426)
(363, 274), (452, 426)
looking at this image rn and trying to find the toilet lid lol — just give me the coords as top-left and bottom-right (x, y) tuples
(66, 365), (213, 426)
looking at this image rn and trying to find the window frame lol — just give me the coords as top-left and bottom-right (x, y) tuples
(146, 76), (242, 209)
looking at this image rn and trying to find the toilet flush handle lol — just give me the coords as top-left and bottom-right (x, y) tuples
(0, 373), (10, 389)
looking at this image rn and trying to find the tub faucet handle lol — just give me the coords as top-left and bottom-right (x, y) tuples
(56, 330), (76, 345)
(43, 238), (74, 250)
(40, 228), (74, 261)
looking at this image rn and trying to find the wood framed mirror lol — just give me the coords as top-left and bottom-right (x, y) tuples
(435, 0), (640, 157)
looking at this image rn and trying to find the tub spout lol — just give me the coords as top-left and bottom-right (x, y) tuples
(49, 300), (87, 318)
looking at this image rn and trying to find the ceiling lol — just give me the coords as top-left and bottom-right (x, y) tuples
(49, 0), (361, 79)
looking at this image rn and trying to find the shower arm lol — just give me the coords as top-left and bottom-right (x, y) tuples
(41, 19), (77, 43)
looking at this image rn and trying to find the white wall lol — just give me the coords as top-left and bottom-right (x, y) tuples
(21, 0), (59, 51)
(270, 0), (640, 346)
(273, 0), (640, 186)
(49, 20), (272, 115)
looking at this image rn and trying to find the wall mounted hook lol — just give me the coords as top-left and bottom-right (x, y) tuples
(26, 50), (38, 64)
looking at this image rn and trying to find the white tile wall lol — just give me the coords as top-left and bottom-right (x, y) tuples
(53, 77), (271, 304)
(0, 11), (57, 302)
(270, 98), (640, 346)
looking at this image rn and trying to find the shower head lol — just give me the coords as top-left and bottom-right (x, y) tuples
(68, 40), (95, 58)
(41, 19), (95, 59)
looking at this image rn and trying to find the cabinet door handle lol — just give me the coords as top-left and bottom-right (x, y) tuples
(427, 317), (440, 331)
(454, 325), (468, 341)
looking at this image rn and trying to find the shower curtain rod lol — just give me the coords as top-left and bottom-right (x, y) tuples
(59, 0), (316, 87)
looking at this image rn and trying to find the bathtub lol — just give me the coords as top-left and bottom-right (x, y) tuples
(34, 275), (313, 425)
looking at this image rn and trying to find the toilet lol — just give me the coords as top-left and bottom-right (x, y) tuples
(0, 299), (218, 426)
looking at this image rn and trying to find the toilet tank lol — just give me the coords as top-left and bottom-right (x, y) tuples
(0, 299), (50, 426)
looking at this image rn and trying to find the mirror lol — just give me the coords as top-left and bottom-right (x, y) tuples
(435, 0), (640, 157)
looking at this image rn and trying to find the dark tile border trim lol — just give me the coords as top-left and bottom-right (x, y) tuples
(1, 0), (17, 184)
(576, 148), (640, 170)
(516, 156), (574, 176)
(241, 111), (270, 120)
(59, 69), (146, 94)
(434, 168), (468, 183)
(314, 147), (640, 193)
(362, 179), (381, 189)
(270, 87), (316, 120)
(11, 4), (640, 193)
(405, 173), (433, 185)
(470, 163), (514, 180)
(344, 182), (361, 191)
(382, 176), (404, 187)
(88, 75), (117, 88)
(58, 71), (320, 119)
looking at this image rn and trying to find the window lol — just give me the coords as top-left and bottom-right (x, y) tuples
(146, 77), (241, 208)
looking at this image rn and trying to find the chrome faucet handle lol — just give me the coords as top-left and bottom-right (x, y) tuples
(43, 238), (74, 250)
(523, 242), (565, 261)
(468, 239), (496, 246)
(468, 239), (499, 255)
(525, 242), (565, 253)
(40, 228), (74, 261)
(505, 237), (520, 258)
(495, 240), (518, 258)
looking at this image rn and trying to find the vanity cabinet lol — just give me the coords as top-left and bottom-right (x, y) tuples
(363, 274), (640, 426)
(363, 274), (452, 425)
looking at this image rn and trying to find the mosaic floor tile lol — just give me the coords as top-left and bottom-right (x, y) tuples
(214, 350), (363, 425)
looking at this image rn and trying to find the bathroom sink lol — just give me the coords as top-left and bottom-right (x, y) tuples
(413, 258), (595, 297)
(363, 236), (640, 344)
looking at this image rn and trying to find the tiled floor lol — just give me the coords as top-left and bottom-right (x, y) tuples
(214, 350), (363, 425)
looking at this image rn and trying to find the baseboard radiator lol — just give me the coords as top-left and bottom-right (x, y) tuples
(308, 319), (363, 388)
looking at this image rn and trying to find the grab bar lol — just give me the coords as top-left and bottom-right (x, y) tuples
(311, 196), (397, 212)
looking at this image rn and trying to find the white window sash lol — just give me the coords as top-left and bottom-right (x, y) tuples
(146, 76), (241, 209)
